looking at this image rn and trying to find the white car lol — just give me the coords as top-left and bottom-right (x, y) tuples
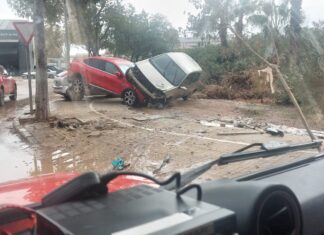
(22, 69), (57, 79)
(53, 71), (69, 99)
(127, 52), (202, 103)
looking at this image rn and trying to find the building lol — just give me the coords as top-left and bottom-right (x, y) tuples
(0, 19), (34, 75)
(178, 37), (220, 49)
(178, 37), (202, 49)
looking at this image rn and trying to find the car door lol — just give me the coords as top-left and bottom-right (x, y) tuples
(84, 58), (100, 86)
(86, 58), (124, 95)
(101, 61), (125, 94)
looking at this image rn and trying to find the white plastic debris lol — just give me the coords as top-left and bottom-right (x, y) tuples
(52, 150), (62, 155)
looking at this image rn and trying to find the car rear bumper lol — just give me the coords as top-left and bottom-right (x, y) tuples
(53, 78), (69, 95)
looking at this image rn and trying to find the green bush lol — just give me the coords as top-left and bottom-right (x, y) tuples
(177, 32), (324, 114)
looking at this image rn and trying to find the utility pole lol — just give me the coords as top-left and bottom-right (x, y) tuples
(63, 0), (70, 68)
(34, 0), (49, 121)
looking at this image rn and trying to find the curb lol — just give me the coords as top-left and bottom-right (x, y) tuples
(12, 118), (36, 145)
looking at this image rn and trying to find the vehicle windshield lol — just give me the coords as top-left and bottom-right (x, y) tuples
(150, 54), (187, 86)
(1, 0), (324, 206)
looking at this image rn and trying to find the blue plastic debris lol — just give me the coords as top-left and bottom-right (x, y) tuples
(112, 157), (125, 170)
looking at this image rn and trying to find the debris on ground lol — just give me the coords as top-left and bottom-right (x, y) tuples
(266, 128), (285, 137)
(200, 116), (324, 139)
(49, 117), (83, 130)
(266, 124), (324, 139)
(200, 120), (234, 128)
(217, 131), (263, 136)
(112, 157), (129, 170)
(94, 120), (106, 130)
(123, 114), (177, 122)
(88, 131), (102, 138)
(52, 149), (62, 155)
(153, 156), (172, 175)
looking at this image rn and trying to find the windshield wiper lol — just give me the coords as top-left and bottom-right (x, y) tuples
(164, 141), (322, 190)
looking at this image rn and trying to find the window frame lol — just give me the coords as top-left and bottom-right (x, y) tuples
(84, 58), (120, 76)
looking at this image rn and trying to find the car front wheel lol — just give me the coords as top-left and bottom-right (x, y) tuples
(123, 89), (138, 107)
(67, 78), (84, 101)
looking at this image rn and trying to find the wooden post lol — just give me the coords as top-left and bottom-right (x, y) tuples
(34, 0), (49, 121)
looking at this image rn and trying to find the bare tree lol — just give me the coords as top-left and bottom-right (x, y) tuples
(34, 0), (49, 121)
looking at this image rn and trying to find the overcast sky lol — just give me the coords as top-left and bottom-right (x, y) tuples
(1, 0), (323, 28)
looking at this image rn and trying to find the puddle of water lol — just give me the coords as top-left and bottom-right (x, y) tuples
(0, 102), (39, 182)
(0, 122), (35, 182)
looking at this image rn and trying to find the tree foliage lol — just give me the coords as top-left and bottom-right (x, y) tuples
(188, 0), (258, 47)
(7, 0), (63, 25)
(107, 9), (179, 61)
(8, 0), (179, 59)
(45, 25), (63, 58)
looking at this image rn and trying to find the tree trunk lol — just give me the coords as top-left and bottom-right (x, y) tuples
(235, 13), (244, 45)
(34, 0), (49, 121)
(219, 18), (228, 47)
(63, 0), (70, 68)
(290, 0), (302, 35)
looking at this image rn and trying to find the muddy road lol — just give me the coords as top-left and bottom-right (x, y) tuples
(0, 85), (321, 183)
(11, 95), (318, 183)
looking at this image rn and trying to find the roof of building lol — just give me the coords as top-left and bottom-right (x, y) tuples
(0, 19), (29, 31)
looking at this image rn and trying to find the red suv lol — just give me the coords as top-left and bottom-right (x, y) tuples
(63, 57), (146, 106)
(0, 65), (17, 106)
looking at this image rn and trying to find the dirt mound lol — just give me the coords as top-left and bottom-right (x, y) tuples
(200, 71), (274, 102)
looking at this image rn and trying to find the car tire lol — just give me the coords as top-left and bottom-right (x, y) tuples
(9, 85), (17, 101)
(0, 88), (5, 106)
(67, 78), (84, 101)
(122, 89), (138, 107)
(64, 94), (71, 101)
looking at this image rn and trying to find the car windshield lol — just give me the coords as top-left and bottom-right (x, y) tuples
(1, 0), (324, 208)
(150, 54), (187, 86)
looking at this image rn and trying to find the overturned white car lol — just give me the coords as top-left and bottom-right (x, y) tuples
(127, 52), (202, 104)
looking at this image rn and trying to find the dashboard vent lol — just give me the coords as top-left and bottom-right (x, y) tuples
(256, 190), (302, 235)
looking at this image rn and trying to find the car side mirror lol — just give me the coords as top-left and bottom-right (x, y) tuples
(115, 71), (122, 78)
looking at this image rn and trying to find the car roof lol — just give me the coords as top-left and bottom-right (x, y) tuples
(89, 56), (133, 65)
(166, 52), (202, 74)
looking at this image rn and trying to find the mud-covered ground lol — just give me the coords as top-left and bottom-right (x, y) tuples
(16, 94), (320, 182)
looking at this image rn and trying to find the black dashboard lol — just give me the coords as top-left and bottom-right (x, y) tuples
(2, 151), (324, 234)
